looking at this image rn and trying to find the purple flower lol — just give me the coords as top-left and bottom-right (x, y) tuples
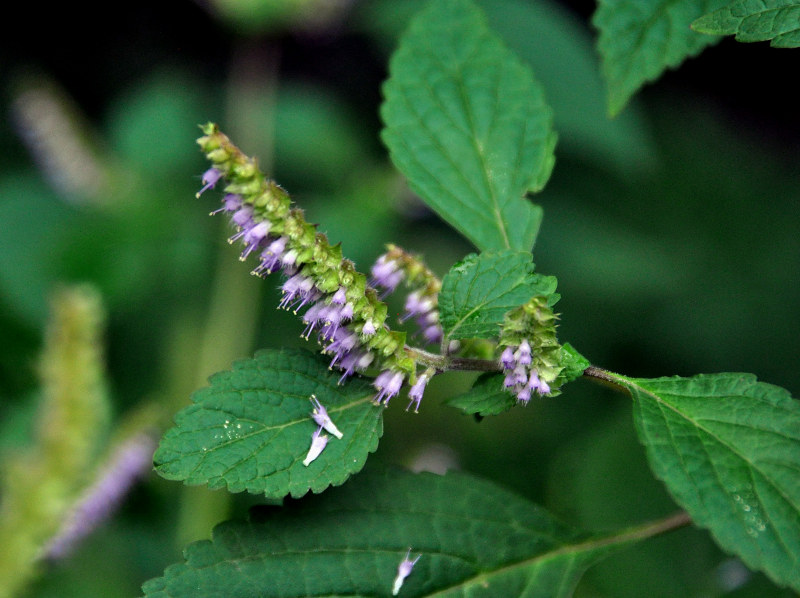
(500, 346), (515, 369)
(337, 350), (374, 383)
(279, 273), (320, 311)
(374, 370), (404, 406)
(500, 341), (550, 402)
(302, 425), (329, 466)
(252, 236), (288, 276)
(310, 394), (343, 439)
(392, 548), (421, 596)
(196, 167), (222, 197)
(371, 254), (404, 294)
(210, 193), (243, 215)
(515, 339), (532, 366)
(407, 370), (432, 413)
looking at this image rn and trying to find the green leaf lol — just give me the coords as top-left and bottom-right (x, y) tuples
(555, 343), (592, 385)
(692, 0), (800, 47)
(153, 348), (383, 499)
(593, 0), (729, 115)
(607, 371), (800, 591)
(142, 468), (677, 597)
(439, 250), (557, 341)
(445, 372), (516, 415)
(380, 0), (556, 252)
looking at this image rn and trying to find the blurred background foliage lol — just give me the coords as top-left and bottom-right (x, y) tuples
(0, 0), (798, 596)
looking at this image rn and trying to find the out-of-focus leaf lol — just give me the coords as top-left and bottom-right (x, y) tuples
(0, 174), (77, 326)
(357, 0), (655, 171)
(154, 348), (383, 499)
(143, 468), (670, 597)
(593, 0), (728, 115)
(381, 0), (555, 252)
(692, 0), (800, 47)
(106, 70), (210, 177)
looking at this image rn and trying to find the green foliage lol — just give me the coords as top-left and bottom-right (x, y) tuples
(154, 349), (383, 499)
(142, 467), (667, 597)
(380, 0), (556, 252)
(446, 372), (516, 415)
(611, 372), (800, 591)
(692, 0), (800, 46)
(593, 0), (729, 115)
(438, 250), (558, 341)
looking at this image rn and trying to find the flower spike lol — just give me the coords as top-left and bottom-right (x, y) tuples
(196, 123), (418, 404)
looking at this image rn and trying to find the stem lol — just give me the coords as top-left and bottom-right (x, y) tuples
(583, 365), (631, 395)
(406, 345), (502, 373)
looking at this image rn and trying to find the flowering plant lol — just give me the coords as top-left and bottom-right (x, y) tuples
(1, 0), (798, 597)
(143, 1), (800, 595)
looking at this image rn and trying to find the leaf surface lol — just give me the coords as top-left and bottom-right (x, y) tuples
(381, 0), (556, 251)
(153, 348), (382, 499)
(142, 468), (675, 597)
(446, 372), (516, 416)
(439, 250), (557, 341)
(593, 0), (729, 115)
(607, 371), (800, 590)
(692, 0), (800, 47)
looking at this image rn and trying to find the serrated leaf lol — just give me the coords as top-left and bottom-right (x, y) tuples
(607, 371), (800, 591)
(692, 0), (800, 47)
(593, 0), (729, 115)
(380, 0), (556, 252)
(446, 372), (516, 415)
(153, 348), (383, 499)
(142, 468), (675, 598)
(439, 250), (558, 340)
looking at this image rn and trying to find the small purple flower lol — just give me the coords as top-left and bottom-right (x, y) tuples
(331, 287), (347, 305)
(500, 341), (550, 402)
(407, 370), (432, 413)
(252, 236), (288, 276)
(210, 193), (243, 215)
(360, 318), (377, 337)
(237, 221), (271, 259)
(279, 273), (319, 311)
(392, 548), (421, 595)
(374, 370), (404, 406)
(515, 339), (532, 366)
(231, 204), (255, 228)
(337, 350), (374, 383)
(302, 425), (329, 466)
(500, 346), (515, 369)
(310, 394), (343, 439)
(196, 167), (222, 197)
(371, 254), (404, 294)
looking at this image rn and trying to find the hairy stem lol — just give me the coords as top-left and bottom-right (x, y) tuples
(583, 365), (631, 394)
(406, 346), (502, 373)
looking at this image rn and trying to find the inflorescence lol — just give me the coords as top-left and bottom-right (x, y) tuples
(195, 123), (561, 411)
